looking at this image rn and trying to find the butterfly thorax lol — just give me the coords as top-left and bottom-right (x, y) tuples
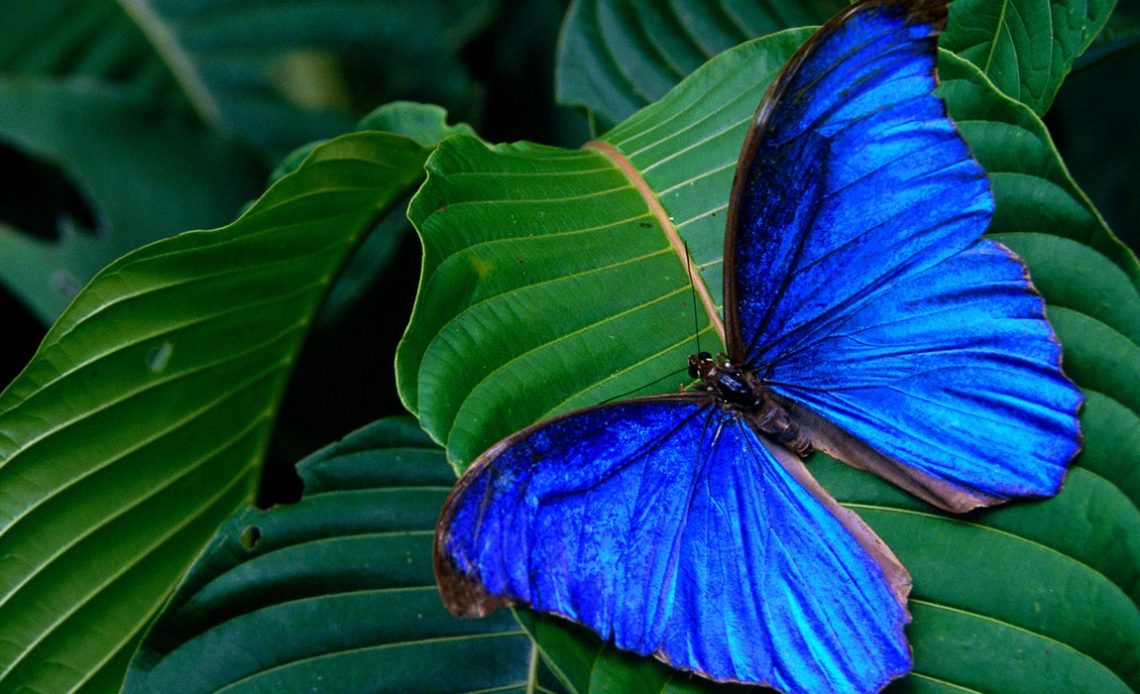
(688, 352), (813, 457)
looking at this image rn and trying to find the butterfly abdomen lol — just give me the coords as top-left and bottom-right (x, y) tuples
(749, 392), (813, 457)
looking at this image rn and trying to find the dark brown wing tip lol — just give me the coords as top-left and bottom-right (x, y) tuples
(433, 513), (513, 618)
(841, 0), (949, 33)
(897, 0), (950, 31)
(434, 559), (512, 618)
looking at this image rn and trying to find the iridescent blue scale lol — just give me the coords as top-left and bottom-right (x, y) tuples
(433, 1), (1083, 691)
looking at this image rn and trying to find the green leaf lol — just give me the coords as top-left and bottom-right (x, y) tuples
(358, 101), (480, 149)
(0, 132), (430, 692)
(118, 0), (501, 158)
(396, 27), (807, 456)
(555, 0), (845, 129)
(271, 103), (479, 186)
(268, 102), (477, 325)
(0, 79), (261, 324)
(940, 0), (1117, 114)
(397, 28), (1140, 693)
(125, 418), (555, 693)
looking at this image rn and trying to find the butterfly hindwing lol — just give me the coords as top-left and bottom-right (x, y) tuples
(726, 0), (1082, 511)
(767, 239), (1082, 509)
(435, 398), (912, 691)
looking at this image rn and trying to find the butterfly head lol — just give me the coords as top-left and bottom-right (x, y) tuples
(687, 351), (715, 380)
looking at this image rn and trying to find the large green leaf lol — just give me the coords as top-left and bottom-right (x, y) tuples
(125, 417), (560, 693)
(555, 0), (1116, 129)
(0, 132), (430, 692)
(273, 102), (478, 326)
(0, 79), (261, 324)
(940, 0), (1116, 114)
(555, 0), (845, 130)
(397, 28), (1139, 693)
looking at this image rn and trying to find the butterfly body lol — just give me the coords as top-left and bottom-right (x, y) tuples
(690, 351), (814, 457)
(433, 0), (1082, 691)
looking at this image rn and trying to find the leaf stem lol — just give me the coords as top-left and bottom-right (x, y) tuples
(116, 0), (222, 126)
(585, 140), (726, 346)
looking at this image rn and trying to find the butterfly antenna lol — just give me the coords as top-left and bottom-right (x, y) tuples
(597, 366), (692, 405)
(597, 241), (704, 407)
(684, 239), (702, 357)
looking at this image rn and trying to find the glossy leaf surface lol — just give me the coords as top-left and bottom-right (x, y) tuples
(940, 0), (1116, 113)
(0, 132), (430, 692)
(126, 418), (552, 693)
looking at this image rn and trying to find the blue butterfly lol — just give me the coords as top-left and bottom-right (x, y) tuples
(433, 0), (1083, 691)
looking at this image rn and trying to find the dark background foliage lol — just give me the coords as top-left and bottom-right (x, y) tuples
(0, 1), (1135, 691)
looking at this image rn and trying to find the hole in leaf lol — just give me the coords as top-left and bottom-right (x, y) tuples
(0, 141), (98, 239)
(239, 525), (262, 551)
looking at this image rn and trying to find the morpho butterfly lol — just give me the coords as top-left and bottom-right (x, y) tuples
(434, 0), (1083, 691)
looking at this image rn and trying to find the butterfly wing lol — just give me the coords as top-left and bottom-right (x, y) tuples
(767, 240), (1082, 510)
(725, 0), (1082, 511)
(435, 397), (912, 691)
